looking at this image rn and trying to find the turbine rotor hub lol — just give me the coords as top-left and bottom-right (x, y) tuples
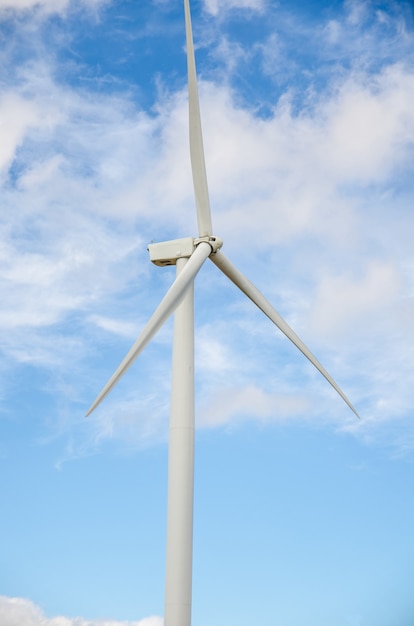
(194, 235), (223, 254)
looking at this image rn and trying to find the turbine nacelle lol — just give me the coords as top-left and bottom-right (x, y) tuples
(148, 235), (223, 267)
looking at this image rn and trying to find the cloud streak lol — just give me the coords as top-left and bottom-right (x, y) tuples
(0, 0), (106, 17)
(0, 0), (413, 458)
(203, 0), (265, 18)
(0, 596), (163, 626)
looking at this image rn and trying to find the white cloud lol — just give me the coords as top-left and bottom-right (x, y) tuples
(0, 212), (141, 332)
(0, 94), (44, 175)
(197, 384), (310, 427)
(0, 596), (163, 626)
(308, 261), (401, 340)
(321, 65), (414, 182)
(210, 36), (251, 75)
(1, 2), (413, 453)
(344, 0), (370, 27)
(192, 63), (414, 257)
(196, 325), (234, 374)
(324, 19), (342, 45)
(0, 0), (69, 12)
(3, 53), (412, 343)
(0, 66), (151, 345)
(0, 0), (106, 16)
(203, 0), (265, 18)
(87, 315), (142, 339)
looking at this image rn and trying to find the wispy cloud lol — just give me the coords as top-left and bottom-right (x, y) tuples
(1, 0), (413, 458)
(203, 0), (265, 18)
(0, 0), (106, 17)
(0, 596), (163, 626)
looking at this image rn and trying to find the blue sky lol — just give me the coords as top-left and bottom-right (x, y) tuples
(1, 0), (414, 624)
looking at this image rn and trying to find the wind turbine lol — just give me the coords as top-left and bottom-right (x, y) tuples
(86, 2), (359, 625)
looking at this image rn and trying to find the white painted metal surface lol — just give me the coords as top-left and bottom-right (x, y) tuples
(164, 256), (195, 626)
(184, 0), (213, 238)
(86, 2), (359, 625)
(148, 238), (195, 266)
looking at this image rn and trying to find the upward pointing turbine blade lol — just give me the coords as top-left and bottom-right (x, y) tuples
(184, 0), (213, 238)
(86, 242), (212, 417)
(210, 251), (359, 418)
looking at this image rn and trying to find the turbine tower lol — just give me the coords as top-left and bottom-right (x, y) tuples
(86, 2), (358, 625)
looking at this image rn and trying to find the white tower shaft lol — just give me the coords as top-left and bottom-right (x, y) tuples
(164, 256), (195, 626)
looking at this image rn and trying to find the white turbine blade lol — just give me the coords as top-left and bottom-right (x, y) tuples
(184, 0), (213, 237)
(86, 242), (212, 417)
(210, 251), (359, 418)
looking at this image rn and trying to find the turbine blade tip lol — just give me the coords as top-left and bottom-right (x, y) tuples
(85, 401), (98, 418)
